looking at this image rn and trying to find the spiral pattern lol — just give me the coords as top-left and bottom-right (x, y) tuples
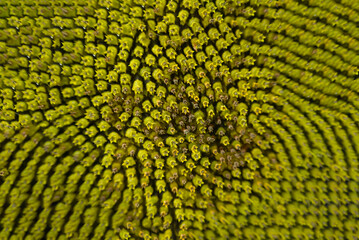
(0, 0), (359, 239)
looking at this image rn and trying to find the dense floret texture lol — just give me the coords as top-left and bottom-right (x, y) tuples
(0, 0), (359, 239)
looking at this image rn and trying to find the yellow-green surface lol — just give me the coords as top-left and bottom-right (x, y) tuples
(0, 0), (359, 239)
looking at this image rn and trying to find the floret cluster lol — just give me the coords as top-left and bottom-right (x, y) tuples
(0, 0), (359, 239)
